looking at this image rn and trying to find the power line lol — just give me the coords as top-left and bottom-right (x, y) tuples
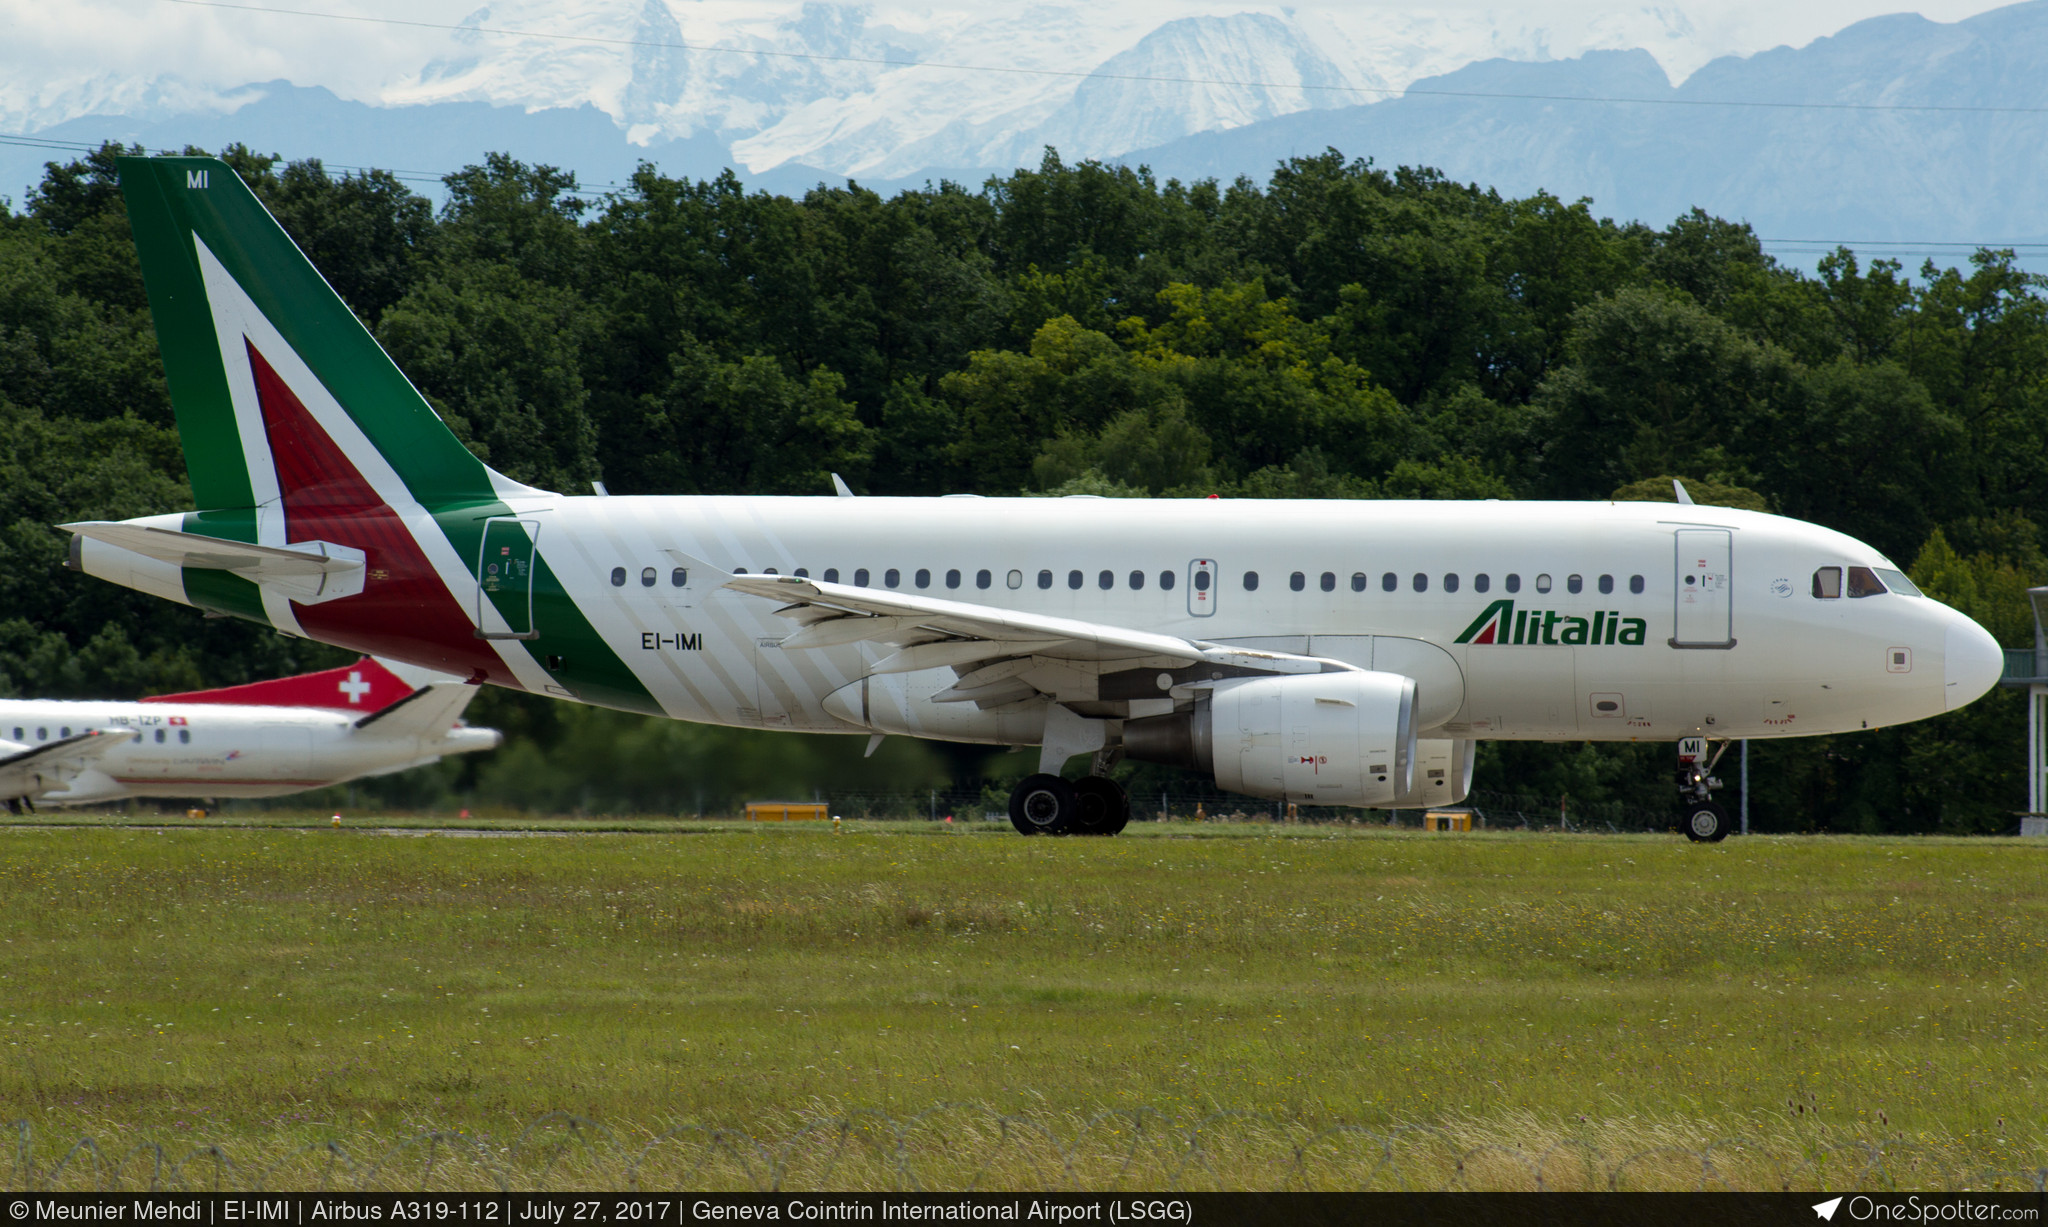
(159, 0), (2048, 117)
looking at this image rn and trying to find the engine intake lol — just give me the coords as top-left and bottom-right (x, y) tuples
(1124, 671), (1417, 807)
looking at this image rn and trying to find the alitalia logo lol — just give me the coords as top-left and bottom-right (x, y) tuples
(1454, 599), (1647, 646)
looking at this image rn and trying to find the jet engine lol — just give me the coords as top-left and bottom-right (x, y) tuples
(1122, 671), (1416, 807)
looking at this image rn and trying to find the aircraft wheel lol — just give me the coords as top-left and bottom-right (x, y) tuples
(1009, 774), (1079, 836)
(1681, 799), (1731, 843)
(1073, 776), (1129, 836)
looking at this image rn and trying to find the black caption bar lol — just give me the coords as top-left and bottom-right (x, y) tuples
(6, 1194), (2045, 1227)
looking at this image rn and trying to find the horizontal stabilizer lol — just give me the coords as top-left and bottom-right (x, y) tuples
(62, 521), (365, 604)
(352, 683), (483, 740)
(144, 657), (413, 714)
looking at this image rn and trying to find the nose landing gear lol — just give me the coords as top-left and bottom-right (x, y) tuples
(1677, 736), (1732, 842)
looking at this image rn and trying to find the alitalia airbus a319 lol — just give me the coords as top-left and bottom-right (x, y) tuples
(62, 157), (2005, 840)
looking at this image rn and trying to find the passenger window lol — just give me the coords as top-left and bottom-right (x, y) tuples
(37, 727), (48, 740)
(8, 727), (18, 741)
(1444, 573), (1459, 593)
(1193, 571), (1210, 592)
(641, 567), (656, 587)
(610, 567), (626, 587)
(1129, 570), (1145, 590)
(1566, 574), (1582, 594)
(978, 570), (993, 590)
(914, 568), (931, 589)
(1320, 572), (1335, 593)
(131, 732), (141, 743)
(1038, 570), (1053, 589)
(823, 568), (840, 583)
(154, 729), (164, 743)
(1506, 574), (1521, 594)
(179, 729), (190, 744)
(1161, 571), (1177, 591)
(1243, 572), (1260, 591)
(1382, 572), (1397, 592)
(1068, 570), (1083, 590)
(794, 568), (809, 578)
(1847, 566), (1887, 598)
(733, 567), (748, 575)
(1007, 570), (1022, 589)
(1629, 574), (1644, 595)
(1289, 572), (1305, 592)
(885, 569), (902, 588)
(1474, 574), (1490, 594)
(1535, 573), (1553, 594)
(945, 569), (961, 589)
(1598, 574), (1613, 595)
(1351, 572), (1367, 592)
(1412, 573), (1428, 593)
(1812, 567), (1842, 599)
(763, 567), (779, 576)
(855, 568), (871, 586)
(61, 727), (70, 737)
(1099, 570), (1113, 590)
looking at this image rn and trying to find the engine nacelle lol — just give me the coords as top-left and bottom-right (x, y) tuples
(1123, 671), (1416, 807)
(1387, 738), (1476, 808)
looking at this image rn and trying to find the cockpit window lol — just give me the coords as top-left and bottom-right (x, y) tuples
(1847, 566), (1887, 598)
(1874, 567), (1921, 597)
(1812, 566), (1841, 599)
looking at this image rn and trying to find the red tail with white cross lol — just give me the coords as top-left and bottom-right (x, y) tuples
(140, 657), (414, 713)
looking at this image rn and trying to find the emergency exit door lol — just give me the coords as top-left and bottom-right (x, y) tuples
(476, 517), (541, 640)
(1672, 528), (1734, 648)
(1187, 559), (1218, 617)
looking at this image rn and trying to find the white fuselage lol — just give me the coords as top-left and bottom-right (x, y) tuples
(471, 495), (2000, 745)
(0, 700), (498, 804)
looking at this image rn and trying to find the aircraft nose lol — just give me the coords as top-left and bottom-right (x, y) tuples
(1944, 613), (2004, 711)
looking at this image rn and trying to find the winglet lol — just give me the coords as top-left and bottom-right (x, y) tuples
(832, 473), (855, 498)
(1673, 479), (1696, 506)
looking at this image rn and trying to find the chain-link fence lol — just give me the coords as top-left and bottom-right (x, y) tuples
(810, 787), (1677, 832)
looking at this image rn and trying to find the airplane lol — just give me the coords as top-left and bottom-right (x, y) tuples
(59, 156), (2005, 841)
(0, 656), (501, 811)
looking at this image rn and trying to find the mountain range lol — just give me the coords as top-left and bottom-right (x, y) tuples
(4, 0), (2044, 261)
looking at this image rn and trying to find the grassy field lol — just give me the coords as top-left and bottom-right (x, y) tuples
(0, 818), (2043, 1190)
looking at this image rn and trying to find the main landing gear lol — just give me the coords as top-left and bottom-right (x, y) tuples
(1007, 773), (1131, 836)
(1676, 736), (1732, 842)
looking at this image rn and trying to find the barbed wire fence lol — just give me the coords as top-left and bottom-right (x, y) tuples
(7, 1109), (2045, 1193)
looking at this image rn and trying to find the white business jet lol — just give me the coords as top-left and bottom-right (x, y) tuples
(0, 657), (500, 811)
(57, 157), (2006, 839)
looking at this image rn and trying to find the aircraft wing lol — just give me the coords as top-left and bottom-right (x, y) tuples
(0, 730), (127, 802)
(722, 573), (1356, 708)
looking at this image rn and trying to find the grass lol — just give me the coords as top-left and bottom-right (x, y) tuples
(0, 819), (2043, 1190)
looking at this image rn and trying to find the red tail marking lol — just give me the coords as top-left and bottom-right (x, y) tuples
(247, 340), (515, 685)
(144, 657), (413, 713)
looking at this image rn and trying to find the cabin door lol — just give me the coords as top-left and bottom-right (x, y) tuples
(1671, 528), (1734, 648)
(476, 517), (542, 640)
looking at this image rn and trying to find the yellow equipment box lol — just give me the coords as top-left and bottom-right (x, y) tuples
(1424, 810), (1474, 832)
(746, 801), (829, 822)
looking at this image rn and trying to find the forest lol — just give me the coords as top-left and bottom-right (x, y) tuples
(1, 141), (2042, 831)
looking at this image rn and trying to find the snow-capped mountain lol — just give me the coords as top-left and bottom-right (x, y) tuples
(2, 0), (1732, 178)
